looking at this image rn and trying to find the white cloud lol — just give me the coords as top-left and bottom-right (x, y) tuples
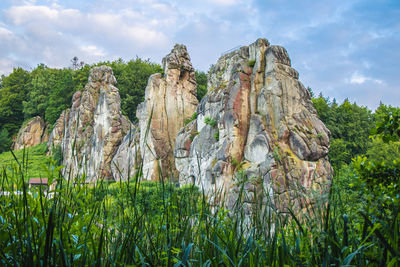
(211, 0), (241, 6)
(0, 58), (14, 75)
(349, 71), (383, 85)
(0, 27), (14, 39)
(7, 5), (58, 25)
(80, 45), (106, 57)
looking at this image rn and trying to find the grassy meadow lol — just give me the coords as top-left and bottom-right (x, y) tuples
(0, 143), (398, 266)
(0, 143), (52, 181)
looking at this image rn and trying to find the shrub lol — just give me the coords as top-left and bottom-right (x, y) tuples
(184, 112), (197, 126)
(204, 116), (217, 128)
(247, 59), (256, 68)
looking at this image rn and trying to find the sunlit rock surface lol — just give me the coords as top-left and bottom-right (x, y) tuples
(13, 116), (50, 150)
(133, 44), (198, 180)
(175, 38), (332, 212)
(49, 66), (132, 181)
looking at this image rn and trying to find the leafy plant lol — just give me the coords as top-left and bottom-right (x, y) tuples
(184, 112), (197, 126)
(247, 59), (256, 68)
(214, 129), (219, 141)
(204, 116), (217, 128)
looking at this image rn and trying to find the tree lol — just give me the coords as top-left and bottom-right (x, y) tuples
(0, 128), (12, 153)
(71, 56), (84, 70)
(0, 67), (31, 136)
(312, 94), (374, 170)
(97, 58), (163, 121)
(195, 70), (207, 101)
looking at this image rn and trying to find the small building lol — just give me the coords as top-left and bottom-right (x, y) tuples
(28, 178), (57, 191)
(29, 178), (48, 188)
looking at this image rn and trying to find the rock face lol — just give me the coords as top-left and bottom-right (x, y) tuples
(48, 66), (132, 181)
(47, 109), (70, 151)
(174, 39), (332, 212)
(13, 116), (49, 150)
(134, 44), (198, 180)
(111, 127), (140, 181)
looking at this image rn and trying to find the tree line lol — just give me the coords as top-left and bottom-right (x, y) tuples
(0, 58), (207, 153)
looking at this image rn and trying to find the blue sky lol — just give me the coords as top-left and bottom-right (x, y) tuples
(0, 0), (399, 109)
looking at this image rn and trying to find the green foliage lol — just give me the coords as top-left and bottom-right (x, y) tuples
(189, 131), (199, 141)
(365, 137), (400, 165)
(184, 112), (197, 126)
(0, 128), (12, 153)
(98, 58), (163, 121)
(23, 64), (78, 125)
(0, 68), (31, 136)
(1, 158), (396, 266)
(328, 138), (351, 170)
(214, 128), (219, 141)
(0, 58), (162, 134)
(372, 103), (400, 142)
(195, 70), (207, 101)
(312, 95), (373, 170)
(0, 143), (51, 180)
(204, 116), (217, 128)
(247, 59), (256, 67)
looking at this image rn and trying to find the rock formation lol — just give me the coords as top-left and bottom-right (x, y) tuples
(174, 38), (332, 212)
(112, 44), (198, 181)
(111, 127), (140, 181)
(13, 116), (50, 150)
(47, 39), (332, 212)
(47, 109), (70, 151)
(48, 66), (132, 181)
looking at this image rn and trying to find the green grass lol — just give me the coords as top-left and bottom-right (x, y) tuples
(0, 139), (398, 266)
(0, 160), (398, 266)
(0, 142), (52, 181)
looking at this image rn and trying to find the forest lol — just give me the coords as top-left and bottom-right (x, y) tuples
(0, 59), (399, 266)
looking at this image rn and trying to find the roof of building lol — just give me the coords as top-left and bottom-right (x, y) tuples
(28, 178), (48, 185)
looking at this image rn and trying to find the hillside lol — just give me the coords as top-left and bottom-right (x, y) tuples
(0, 143), (52, 181)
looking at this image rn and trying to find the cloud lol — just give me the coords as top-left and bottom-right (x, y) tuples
(349, 71), (383, 85)
(0, 58), (14, 74)
(1, 2), (175, 71)
(0, 0), (399, 109)
(80, 45), (106, 57)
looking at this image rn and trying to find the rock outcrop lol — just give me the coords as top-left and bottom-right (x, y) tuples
(174, 38), (332, 212)
(47, 109), (70, 151)
(111, 127), (140, 181)
(48, 66), (132, 181)
(13, 116), (50, 150)
(112, 44), (198, 181)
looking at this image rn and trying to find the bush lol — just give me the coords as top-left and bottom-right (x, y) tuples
(204, 116), (217, 127)
(0, 128), (12, 153)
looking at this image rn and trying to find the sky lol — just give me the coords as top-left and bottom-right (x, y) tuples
(0, 0), (399, 109)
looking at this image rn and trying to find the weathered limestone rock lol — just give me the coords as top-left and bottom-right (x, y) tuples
(47, 109), (70, 152)
(13, 116), (50, 150)
(135, 44), (198, 180)
(175, 38), (332, 212)
(49, 66), (132, 181)
(111, 127), (140, 181)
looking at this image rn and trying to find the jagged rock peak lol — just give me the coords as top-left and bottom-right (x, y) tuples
(175, 38), (332, 213)
(162, 44), (194, 74)
(48, 65), (132, 181)
(88, 65), (117, 86)
(13, 116), (49, 150)
(130, 43), (198, 181)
